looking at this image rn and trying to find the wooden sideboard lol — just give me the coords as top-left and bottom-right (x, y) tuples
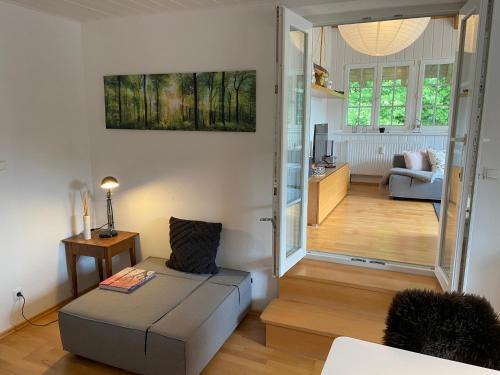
(308, 163), (349, 226)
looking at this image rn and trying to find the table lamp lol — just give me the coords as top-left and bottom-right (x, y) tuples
(99, 176), (119, 238)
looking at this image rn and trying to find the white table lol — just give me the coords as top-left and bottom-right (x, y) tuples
(322, 337), (499, 375)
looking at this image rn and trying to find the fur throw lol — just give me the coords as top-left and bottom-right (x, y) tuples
(383, 289), (500, 370)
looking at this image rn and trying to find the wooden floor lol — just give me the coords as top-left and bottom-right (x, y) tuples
(0, 311), (324, 375)
(307, 183), (439, 266)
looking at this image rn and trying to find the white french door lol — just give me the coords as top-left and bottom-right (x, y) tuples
(272, 7), (312, 277)
(435, 0), (492, 291)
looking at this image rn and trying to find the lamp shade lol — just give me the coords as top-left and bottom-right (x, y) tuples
(338, 18), (431, 57)
(100, 176), (119, 190)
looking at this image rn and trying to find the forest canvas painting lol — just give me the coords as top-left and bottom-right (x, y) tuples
(104, 70), (256, 132)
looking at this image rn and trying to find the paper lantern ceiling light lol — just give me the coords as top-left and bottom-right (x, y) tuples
(338, 17), (431, 57)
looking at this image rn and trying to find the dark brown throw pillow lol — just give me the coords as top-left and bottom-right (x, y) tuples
(167, 217), (222, 274)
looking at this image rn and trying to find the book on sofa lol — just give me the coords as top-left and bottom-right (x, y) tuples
(99, 267), (155, 293)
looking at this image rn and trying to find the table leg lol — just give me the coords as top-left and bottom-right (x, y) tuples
(105, 253), (113, 278)
(67, 245), (78, 299)
(129, 240), (137, 266)
(96, 258), (104, 281)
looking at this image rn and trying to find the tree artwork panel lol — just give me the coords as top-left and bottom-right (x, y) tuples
(104, 70), (256, 132)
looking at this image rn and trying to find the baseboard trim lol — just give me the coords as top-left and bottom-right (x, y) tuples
(247, 310), (262, 318)
(0, 283), (98, 341)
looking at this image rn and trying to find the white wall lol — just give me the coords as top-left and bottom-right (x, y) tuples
(81, 4), (276, 311)
(464, 0), (500, 313)
(0, 2), (95, 333)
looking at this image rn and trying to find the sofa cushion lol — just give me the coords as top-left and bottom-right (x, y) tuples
(167, 217), (222, 274)
(427, 149), (446, 174)
(403, 150), (431, 171)
(61, 274), (203, 330)
(59, 274), (205, 374)
(136, 256), (211, 281)
(146, 283), (243, 375)
(389, 174), (443, 201)
(59, 259), (252, 375)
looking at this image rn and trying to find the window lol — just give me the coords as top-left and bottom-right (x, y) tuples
(420, 63), (453, 126)
(379, 66), (410, 126)
(346, 67), (375, 126)
(343, 61), (452, 131)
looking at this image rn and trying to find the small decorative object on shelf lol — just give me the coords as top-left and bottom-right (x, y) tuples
(99, 176), (119, 238)
(81, 191), (91, 240)
(314, 63), (329, 87)
(312, 165), (326, 176)
(379, 127), (386, 133)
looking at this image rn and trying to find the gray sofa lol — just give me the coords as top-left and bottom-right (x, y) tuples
(388, 154), (443, 201)
(59, 257), (251, 375)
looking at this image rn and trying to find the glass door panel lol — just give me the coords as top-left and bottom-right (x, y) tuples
(286, 28), (306, 257)
(436, 0), (490, 290)
(274, 7), (312, 277)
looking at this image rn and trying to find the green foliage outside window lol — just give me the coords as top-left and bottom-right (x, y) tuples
(346, 63), (453, 129)
(347, 68), (374, 126)
(379, 66), (409, 126)
(421, 64), (453, 126)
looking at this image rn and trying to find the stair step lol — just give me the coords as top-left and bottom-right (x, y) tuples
(279, 276), (394, 313)
(286, 259), (441, 294)
(261, 298), (385, 347)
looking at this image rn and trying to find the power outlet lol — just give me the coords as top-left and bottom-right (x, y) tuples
(13, 288), (23, 302)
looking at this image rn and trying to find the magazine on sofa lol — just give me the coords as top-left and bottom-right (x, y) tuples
(99, 267), (155, 293)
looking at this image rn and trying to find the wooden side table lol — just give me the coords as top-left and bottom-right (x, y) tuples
(62, 230), (139, 298)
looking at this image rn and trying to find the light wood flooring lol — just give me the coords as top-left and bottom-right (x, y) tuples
(0, 311), (324, 375)
(307, 183), (439, 266)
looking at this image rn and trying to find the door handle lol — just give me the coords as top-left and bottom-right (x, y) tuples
(481, 168), (499, 180)
(450, 136), (467, 143)
(260, 218), (273, 222)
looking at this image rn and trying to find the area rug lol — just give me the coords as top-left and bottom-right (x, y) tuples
(433, 202), (441, 220)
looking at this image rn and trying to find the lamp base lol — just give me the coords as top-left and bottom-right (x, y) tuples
(99, 229), (118, 238)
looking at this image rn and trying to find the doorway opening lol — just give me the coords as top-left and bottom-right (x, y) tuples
(274, 1), (490, 294)
(305, 16), (458, 273)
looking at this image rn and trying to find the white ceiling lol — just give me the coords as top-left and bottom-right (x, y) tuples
(1, 0), (464, 23)
(0, 0), (275, 22)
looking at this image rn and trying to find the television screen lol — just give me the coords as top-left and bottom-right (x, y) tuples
(312, 123), (328, 163)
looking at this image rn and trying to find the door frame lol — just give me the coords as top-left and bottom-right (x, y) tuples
(302, 8), (488, 279)
(273, 6), (313, 277)
(435, 0), (492, 291)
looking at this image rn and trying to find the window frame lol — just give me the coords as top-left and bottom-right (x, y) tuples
(342, 61), (417, 131)
(416, 58), (455, 132)
(376, 61), (416, 130)
(343, 63), (378, 128)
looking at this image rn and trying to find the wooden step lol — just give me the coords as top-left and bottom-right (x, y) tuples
(286, 259), (442, 293)
(280, 259), (441, 313)
(280, 276), (394, 314)
(261, 299), (386, 360)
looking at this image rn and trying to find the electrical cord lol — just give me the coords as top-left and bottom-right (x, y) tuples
(18, 293), (59, 327)
(92, 223), (108, 231)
